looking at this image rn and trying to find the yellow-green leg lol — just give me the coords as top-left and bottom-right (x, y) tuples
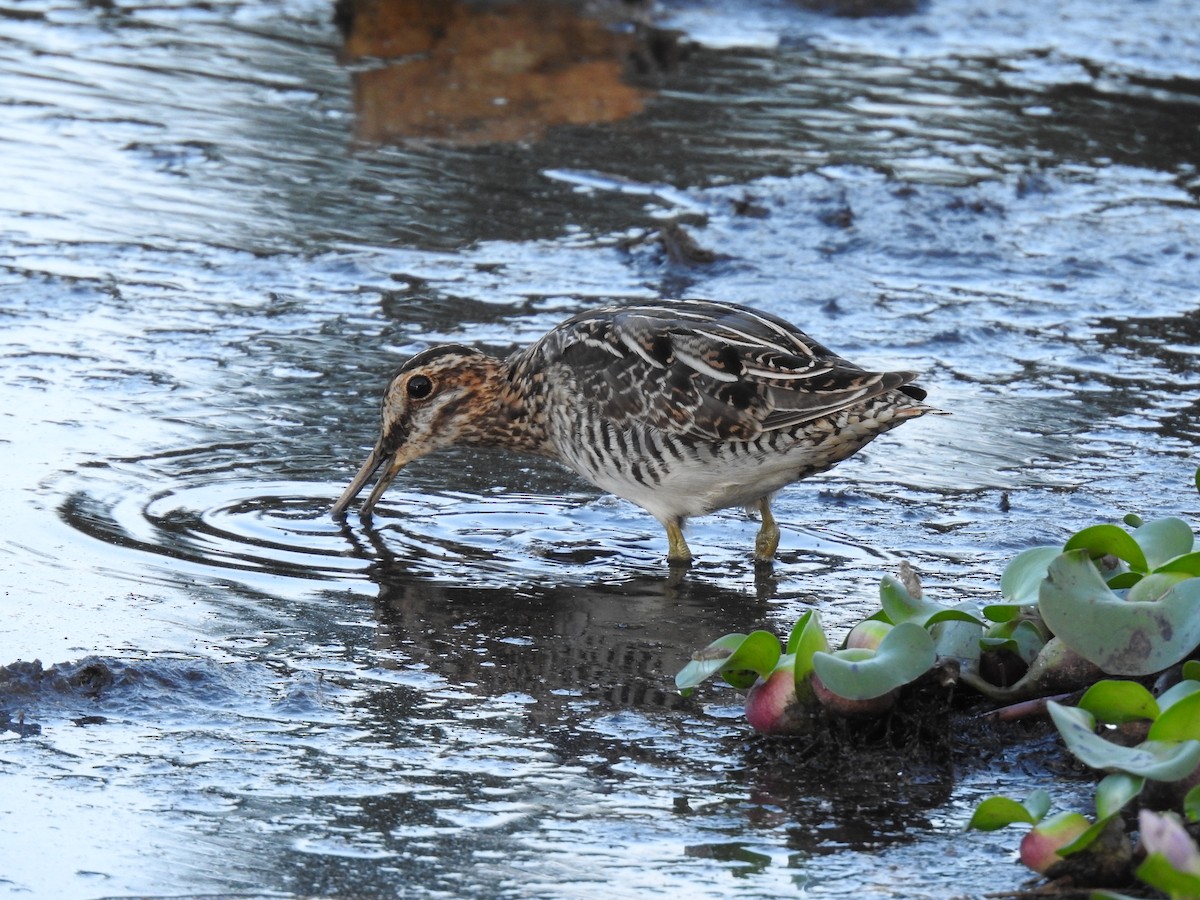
(665, 520), (693, 565)
(754, 498), (780, 562)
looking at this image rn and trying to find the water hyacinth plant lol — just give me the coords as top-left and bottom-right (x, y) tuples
(1133, 808), (1200, 900)
(674, 576), (961, 732)
(676, 468), (1200, 893)
(968, 668), (1200, 891)
(677, 468), (1200, 731)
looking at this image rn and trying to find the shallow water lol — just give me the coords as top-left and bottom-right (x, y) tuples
(2, 0), (1199, 896)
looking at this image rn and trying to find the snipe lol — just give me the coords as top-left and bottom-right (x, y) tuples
(332, 299), (936, 564)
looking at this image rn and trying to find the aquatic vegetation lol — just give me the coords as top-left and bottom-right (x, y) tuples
(968, 669), (1200, 892)
(676, 611), (825, 733)
(679, 467), (1200, 722)
(678, 468), (1200, 893)
(997, 514), (1200, 677)
(675, 599), (947, 731)
(810, 621), (935, 712)
(1134, 809), (1200, 900)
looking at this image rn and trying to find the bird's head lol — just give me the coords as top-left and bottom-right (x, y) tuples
(331, 345), (505, 518)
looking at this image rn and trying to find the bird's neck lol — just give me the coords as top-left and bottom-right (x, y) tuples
(465, 355), (555, 457)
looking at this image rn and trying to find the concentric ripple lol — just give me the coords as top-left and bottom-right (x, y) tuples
(62, 478), (371, 584)
(55, 445), (902, 597)
(56, 453), (674, 593)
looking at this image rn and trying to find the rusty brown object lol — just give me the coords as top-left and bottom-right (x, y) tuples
(337, 0), (652, 143)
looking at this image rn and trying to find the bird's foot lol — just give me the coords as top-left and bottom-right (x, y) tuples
(666, 521), (693, 567)
(754, 500), (780, 562)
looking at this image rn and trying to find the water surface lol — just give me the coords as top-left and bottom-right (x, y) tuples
(2, 0), (1199, 896)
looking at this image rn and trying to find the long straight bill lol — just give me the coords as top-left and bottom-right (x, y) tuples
(331, 445), (387, 516)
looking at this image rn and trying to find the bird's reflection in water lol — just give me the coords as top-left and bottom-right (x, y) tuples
(342, 519), (783, 724)
(344, 524), (957, 856)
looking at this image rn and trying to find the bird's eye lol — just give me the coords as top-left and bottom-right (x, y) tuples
(406, 374), (434, 399)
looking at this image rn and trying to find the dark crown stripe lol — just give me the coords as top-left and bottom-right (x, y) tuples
(397, 344), (483, 374)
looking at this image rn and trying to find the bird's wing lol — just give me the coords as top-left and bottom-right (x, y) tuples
(526, 300), (922, 443)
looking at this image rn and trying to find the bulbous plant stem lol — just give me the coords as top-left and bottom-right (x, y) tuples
(958, 638), (1104, 703)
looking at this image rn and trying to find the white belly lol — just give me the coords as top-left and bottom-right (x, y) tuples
(551, 403), (915, 526)
(554, 429), (835, 526)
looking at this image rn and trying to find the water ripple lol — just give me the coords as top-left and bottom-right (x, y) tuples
(58, 457), (900, 599)
(62, 477), (367, 585)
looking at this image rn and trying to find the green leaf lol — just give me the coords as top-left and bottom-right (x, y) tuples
(924, 608), (986, 627)
(966, 792), (1049, 831)
(1057, 815), (1112, 857)
(1077, 680), (1160, 724)
(1095, 773), (1145, 820)
(1026, 788), (1053, 823)
(1000, 546), (1062, 605)
(877, 576), (979, 628)
(1127, 572), (1195, 602)
(1149, 691), (1200, 742)
(677, 632), (745, 694)
(981, 603), (1022, 623)
(931, 612), (984, 665)
(1010, 619), (1049, 664)
(1157, 552), (1200, 577)
(1106, 571), (1144, 590)
(676, 630), (781, 694)
(785, 610), (829, 665)
(1195, 466), (1200, 496)
(981, 619), (1047, 665)
(785, 611), (829, 700)
(1038, 550), (1200, 676)
(811, 622), (936, 701)
(1159, 680), (1200, 712)
(1134, 518), (1196, 571)
(717, 631), (783, 690)
(1048, 701), (1200, 781)
(878, 574), (918, 623)
(1185, 784), (1200, 823)
(1064, 524), (1149, 572)
(1135, 853), (1200, 897)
